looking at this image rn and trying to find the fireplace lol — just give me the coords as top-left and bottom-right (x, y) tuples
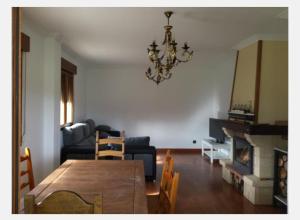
(217, 119), (287, 204)
(233, 137), (253, 175)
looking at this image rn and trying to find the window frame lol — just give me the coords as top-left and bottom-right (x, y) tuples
(60, 57), (77, 127)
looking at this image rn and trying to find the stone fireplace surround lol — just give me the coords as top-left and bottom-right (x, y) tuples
(219, 122), (287, 205)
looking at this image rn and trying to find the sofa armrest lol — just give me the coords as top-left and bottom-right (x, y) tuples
(125, 145), (156, 181)
(125, 145), (155, 154)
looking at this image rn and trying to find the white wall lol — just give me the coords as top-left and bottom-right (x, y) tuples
(22, 20), (47, 184)
(43, 37), (61, 171)
(22, 19), (87, 184)
(86, 49), (236, 148)
(22, 21), (62, 183)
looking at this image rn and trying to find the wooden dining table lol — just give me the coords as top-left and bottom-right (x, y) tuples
(25, 160), (148, 214)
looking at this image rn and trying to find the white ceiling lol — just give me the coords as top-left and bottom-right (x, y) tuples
(23, 7), (288, 66)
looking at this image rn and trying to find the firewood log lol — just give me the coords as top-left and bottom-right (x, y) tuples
(282, 187), (287, 197)
(279, 180), (285, 189)
(282, 155), (287, 162)
(279, 167), (287, 179)
(278, 158), (284, 167)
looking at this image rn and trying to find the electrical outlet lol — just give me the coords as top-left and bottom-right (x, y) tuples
(193, 140), (196, 144)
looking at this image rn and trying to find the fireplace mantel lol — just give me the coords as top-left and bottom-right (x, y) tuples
(216, 119), (288, 136)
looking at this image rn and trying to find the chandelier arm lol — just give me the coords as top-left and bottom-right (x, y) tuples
(175, 58), (189, 63)
(146, 72), (156, 81)
(159, 71), (172, 80)
(176, 51), (193, 63)
(148, 73), (165, 85)
(148, 58), (155, 63)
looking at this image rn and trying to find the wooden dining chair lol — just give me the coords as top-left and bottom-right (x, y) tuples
(25, 190), (103, 214)
(160, 150), (174, 191)
(148, 150), (180, 214)
(95, 130), (125, 160)
(148, 171), (180, 214)
(159, 171), (180, 213)
(19, 147), (35, 213)
(20, 147), (35, 191)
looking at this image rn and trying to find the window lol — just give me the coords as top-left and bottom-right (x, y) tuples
(60, 58), (77, 126)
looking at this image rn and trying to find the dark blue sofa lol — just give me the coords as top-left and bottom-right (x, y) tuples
(60, 119), (156, 181)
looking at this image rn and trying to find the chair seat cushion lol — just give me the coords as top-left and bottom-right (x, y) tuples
(99, 132), (110, 139)
(98, 144), (122, 151)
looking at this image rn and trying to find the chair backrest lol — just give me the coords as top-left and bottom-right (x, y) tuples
(159, 172), (180, 214)
(95, 130), (125, 159)
(20, 147), (35, 191)
(160, 150), (174, 190)
(25, 190), (102, 214)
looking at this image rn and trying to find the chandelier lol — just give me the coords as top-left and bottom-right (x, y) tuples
(145, 11), (193, 85)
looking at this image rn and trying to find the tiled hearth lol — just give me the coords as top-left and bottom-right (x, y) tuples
(220, 130), (287, 205)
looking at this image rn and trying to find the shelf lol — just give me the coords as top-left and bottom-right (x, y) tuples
(228, 112), (255, 121)
(202, 139), (231, 150)
(204, 151), (230, 160)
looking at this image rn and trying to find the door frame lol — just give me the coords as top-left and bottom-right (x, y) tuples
(12, 7), (22, 214)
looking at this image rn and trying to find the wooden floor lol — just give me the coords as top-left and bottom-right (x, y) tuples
(146, 150), (285, 214)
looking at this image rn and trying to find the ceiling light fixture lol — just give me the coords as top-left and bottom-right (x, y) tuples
(145, 11), (193, 85)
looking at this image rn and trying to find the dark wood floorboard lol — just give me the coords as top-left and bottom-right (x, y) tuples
(146, 151), (285, 214)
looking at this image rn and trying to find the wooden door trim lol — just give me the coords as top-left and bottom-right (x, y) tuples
(254, 40), (263, 123)
(12, 7), (21, 214)
(21, 32), (30, 52)
(229, 50), (239, 111)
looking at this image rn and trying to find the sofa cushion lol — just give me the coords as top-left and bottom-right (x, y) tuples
(86, 135), (96, 146)
(97, 144), (122, 151)
(95, 124), (111, 132)
(76, 138), (93, 146)
(81, 123), (90, 137)
(125, 136), (150, 147)
(85, 119), (96, 135)
(63, 123), (85, 146)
